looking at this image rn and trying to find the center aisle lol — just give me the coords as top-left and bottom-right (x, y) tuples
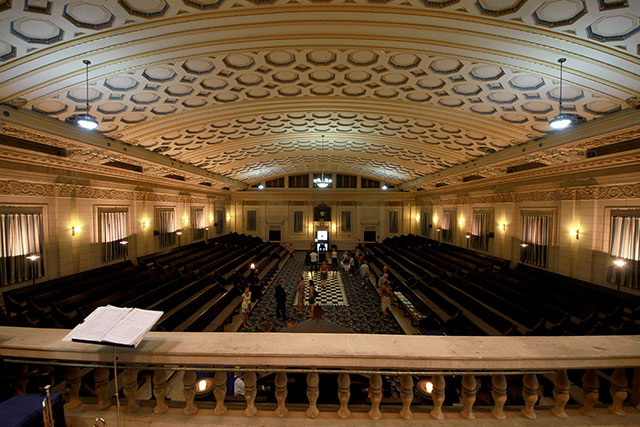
(239, 252), (403, 334)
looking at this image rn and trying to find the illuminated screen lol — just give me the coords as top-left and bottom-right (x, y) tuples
(316, 230), (328, 241)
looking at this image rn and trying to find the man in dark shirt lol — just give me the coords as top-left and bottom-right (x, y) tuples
(275, 279), (287, 321)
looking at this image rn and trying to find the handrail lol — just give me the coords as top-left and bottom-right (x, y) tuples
(1, 327), (639, 370)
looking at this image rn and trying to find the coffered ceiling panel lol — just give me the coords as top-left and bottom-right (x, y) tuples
(0, 0), (638, 186)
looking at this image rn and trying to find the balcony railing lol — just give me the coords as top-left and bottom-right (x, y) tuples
(1, 327), (639, 425)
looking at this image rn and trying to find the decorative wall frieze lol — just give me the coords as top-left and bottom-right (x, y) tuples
(0, 179), (209, 205)
(428, 183), (640, 206)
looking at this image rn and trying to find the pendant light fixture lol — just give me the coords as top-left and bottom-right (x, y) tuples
(76, 59), (99, 130)
(549, 58), (571, 130)
(313, 135), (332, 189)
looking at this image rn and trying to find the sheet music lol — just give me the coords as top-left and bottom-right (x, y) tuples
(67, 306), (130, 343)
(65, 305), (162, 347)
(102, 308), (163, 347)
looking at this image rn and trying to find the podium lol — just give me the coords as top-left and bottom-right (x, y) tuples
(64, 305), (163, 426)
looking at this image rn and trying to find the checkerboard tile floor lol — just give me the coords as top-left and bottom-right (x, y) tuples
(302, 270), (348, 306)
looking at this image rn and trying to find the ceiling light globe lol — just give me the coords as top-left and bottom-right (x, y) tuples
(549, 114), (571, 130)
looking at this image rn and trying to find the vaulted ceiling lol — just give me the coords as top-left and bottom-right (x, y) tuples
(0, 0), (638, 189)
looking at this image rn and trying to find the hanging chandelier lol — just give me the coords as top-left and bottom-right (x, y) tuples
(313, 135), (332, 189)
(549, 58), (571, 130)
(75, 59), (98, 130)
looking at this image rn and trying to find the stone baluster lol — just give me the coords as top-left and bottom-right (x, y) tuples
(274, 372), (288, 417)
(581, 369), (599, 417)
(64, 367), (82, 409)
(490, 374), (507, 419)
(214, 371), (227, 415)
(306, 373), (320, 418)
(182, 371), (197, 415)
(460, 375), (476, 420)
(399, 375), (413, 419)
(337, 373), (351, 419)
(368, 374), (383, 420)
(94, 368), (110, 410)
(153, 370), (169, 415)
(430, 375), (445, 421)
(123, 369), (140, 413)
(551, 369), (570, 418)
(521, 374), (539, 419)
(15, 364), (28, 395)
(244, 371), (258, 417)
(608, 368), (628, 416)
(632, 367), (640, 410)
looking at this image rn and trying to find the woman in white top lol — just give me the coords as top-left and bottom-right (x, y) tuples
(331, 248), (338, 269)
(241, 287), (252, 328)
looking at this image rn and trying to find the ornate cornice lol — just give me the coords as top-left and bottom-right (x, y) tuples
(0, 180), (209, 205)
(427, 183), (640, 206)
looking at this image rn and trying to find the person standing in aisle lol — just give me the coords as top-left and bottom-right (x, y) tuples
(241, 287), (252, 328)
(310, 249), (319, 272)
(296, 276), (305, 315)
(331, 247), (338, 270)
(274, 279), (287, 321)
(308, 280), (316, 317)
(319, 261), (329, 287)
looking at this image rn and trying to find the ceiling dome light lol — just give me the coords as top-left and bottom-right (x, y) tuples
(381, 184), (388, 190)
(75, 59), (99, 130)
(76, 113), (98, 130)
(549, 58), (572, 130)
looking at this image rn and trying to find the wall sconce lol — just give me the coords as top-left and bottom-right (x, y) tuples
(432, 216), (438, 224)
(436, 228), (442, 233)
(415, 214), (421, 222)
(520, 242), (529, 248)
(71, 226), (81, 236)
(458, 219), (465, 227)
(183, 217), (189, 225)
(570, 229), (579, 240)
(308, 224), (314, 233)
(250, 263), (255, 270)
(209, 215), (214, 223)
(226, 213), (231, 222)
(613, 259), (627, 268)
(176, 231), (183, 236)
(142, 220), (150, 228)
(499, 223), (506, 231)
(205, 227), (209, 231)
(465, 233), (471, 239)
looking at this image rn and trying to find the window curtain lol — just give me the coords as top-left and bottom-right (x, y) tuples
(607, 216), (640, 289)
(193, 209), (205, 240)
(215, 210), (225, 235)
(420, 211), (430, 237)
(341, 211), (351, 232)
(520, 215), (549, 268)
(440, 212), (453, 242)
(0, 213), (44, 286)
(159, 209), (176, 248)
(293, 211), (303, 233)
(470, 212), (488, 251)
(389, 211), (399, 234)
(100, 211), (128, 262)
(247, 210), (257, 232)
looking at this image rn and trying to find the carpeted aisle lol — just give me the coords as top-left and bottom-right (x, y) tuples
(240, 252), (403, 334)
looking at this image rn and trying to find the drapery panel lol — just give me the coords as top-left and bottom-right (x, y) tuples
(158, 209), (176, 248)
(440, 212), (453, 242)
(0, 213), (44, 286)
(215, 210), (225, 235)
(341, 211), (351, 232)
(471, 212), (488, 251)
(520, 215), (549, 268)
(100, 210), (128, 262)
(389, 211), (399, 234)
(247, 210), (257, 232)
(420, 211), (430, 237)
(607, 216), (640, 289)
(293, 211), (303, 233)
(193, 209), (205, 240)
